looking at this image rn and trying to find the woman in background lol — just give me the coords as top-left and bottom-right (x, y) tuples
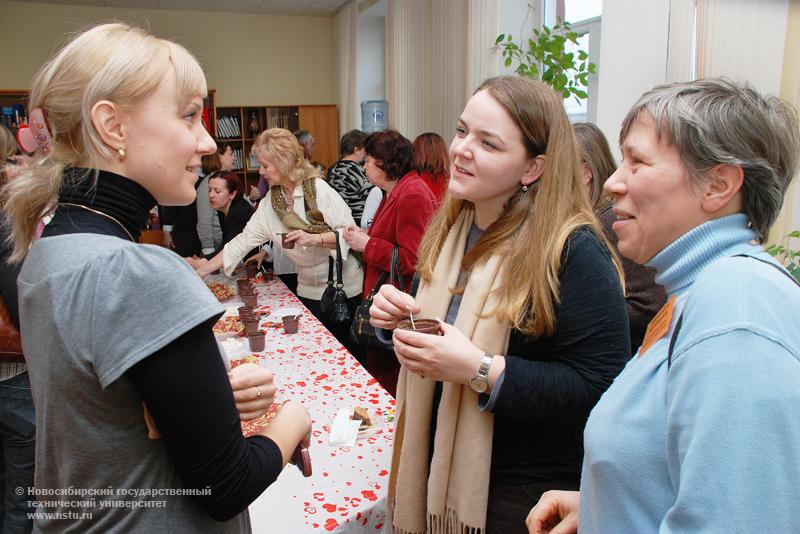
(343, 129), (437, 394)
(574, 122), (666, 352)
(0, 124), (36, 534)
(197, 128), (364, 355)
(412, 132), (450, 203)
(2, 23), (311, 532)
(327, 129), (371, 223)
(196, 149), (224, 256)
(206, 171), (254, 255)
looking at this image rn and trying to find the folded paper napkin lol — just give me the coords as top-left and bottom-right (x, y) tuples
(328, 407), (362, 447)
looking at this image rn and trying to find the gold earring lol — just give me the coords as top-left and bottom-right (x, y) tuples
(118, 148), (126, 162)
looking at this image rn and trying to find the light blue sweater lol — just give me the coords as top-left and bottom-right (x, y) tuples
(579, 214), (800, 533)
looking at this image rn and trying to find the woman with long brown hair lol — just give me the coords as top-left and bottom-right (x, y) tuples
(369, 76), (630, 532)
(412, 132), (450, 202)
(574, 122), (666, 353)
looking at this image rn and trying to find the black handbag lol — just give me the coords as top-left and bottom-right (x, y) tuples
(349, 245), (404, 349)
(319, 232), (352, 325)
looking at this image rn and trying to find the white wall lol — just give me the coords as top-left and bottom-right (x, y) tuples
(497, 0), (540, 76)
(0, 0), (334, 105)
(595, 0), (672, 157)
(357, 12), (386, 130)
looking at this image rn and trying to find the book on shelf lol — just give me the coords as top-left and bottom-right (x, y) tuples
(1, 105), (27, 135)
(217, 115), (241, 139)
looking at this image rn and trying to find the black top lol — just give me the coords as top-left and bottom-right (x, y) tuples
(159, 176), (204, 257)
(204, 196), (255, 260)
(597, 203), (667, 353)
(42, 168), (283, 521)
(488, 228), (630, 484)
(0, 211), (22, 327)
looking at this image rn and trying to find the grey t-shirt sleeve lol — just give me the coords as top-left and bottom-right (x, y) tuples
(59, 243), (224, 389)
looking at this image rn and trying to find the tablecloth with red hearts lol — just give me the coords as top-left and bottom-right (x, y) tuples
(208, 274), (395, 534)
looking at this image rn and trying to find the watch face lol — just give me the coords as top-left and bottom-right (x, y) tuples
(469, 378), (488, 393)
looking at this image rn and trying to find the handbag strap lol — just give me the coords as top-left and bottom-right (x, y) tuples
(389, 245), (404, 289)
(367, 271), (390, 299)
(333, 231), (345, 289)
(364, 245), (405, 300)
(326, 256), (334, 288)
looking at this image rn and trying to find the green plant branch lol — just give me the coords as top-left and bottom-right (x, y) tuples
(766, 230), (800, 282)
(494, 8), (594, 103)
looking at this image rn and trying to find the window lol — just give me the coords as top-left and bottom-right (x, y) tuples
(544, 0), (602, 122)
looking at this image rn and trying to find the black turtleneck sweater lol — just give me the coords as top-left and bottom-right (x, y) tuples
(41, 169), (283, 521)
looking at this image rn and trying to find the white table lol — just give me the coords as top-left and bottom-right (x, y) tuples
(208, 274), (394, 533)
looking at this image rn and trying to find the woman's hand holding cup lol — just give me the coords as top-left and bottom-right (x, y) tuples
(369, 284), (420, 329)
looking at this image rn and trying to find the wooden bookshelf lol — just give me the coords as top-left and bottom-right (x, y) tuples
(0, 90), (29, 138)
(213, 104), (338, 191)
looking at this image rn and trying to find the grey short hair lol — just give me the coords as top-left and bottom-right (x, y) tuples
(293, 129), (313, 145)
(619, 78), (800, 242)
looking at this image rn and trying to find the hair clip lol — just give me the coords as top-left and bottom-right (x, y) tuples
(17, 108), (53, 155)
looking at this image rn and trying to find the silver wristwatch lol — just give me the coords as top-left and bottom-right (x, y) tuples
(468, 354), (494, 393)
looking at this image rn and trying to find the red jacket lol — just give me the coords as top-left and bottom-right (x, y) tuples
(362, 171), (437, 298)
(418, 171), (448, 203)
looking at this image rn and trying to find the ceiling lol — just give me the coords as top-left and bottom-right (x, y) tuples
(14, 0), (357, 17)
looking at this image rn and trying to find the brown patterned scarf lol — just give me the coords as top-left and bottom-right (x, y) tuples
(270, 178), (331, 234)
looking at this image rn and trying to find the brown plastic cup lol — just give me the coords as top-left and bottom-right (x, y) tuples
(239, 288), (255, 299)
(245, 263), (259, 278)
(242, 294), (257, 308)
(248, 331), (266, 352)
(243, 318), (260, 336)
(281, 233), (295, 250)
(237, 305), (254, 316)
(396, 318), (442, 335)
(282, 315), (299, 334)
(236, 276), (251, 288)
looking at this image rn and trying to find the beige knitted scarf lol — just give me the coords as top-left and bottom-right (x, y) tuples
(388, 209), (511, 534)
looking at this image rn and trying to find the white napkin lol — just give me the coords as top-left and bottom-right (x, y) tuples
(328, 407), (362, 447)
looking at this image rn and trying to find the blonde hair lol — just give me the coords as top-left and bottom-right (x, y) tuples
(417, 76), (623, 336)
(0, 22), (207, 261)
(0, 125), (17, 184)
(253, 128), (318, 184)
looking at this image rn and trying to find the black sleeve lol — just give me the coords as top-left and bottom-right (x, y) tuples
(159, 205), (177, 227)
(222, 200), (254, 247)
(492, 230), (631, 423)
(0, 213), (22, 327)
(204, 200), (255, 260)
(127, 317), (283, 522)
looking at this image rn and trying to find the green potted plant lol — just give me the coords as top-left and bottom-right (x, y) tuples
(766, 230), (800, 282)
(495, 7), (595, 102)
